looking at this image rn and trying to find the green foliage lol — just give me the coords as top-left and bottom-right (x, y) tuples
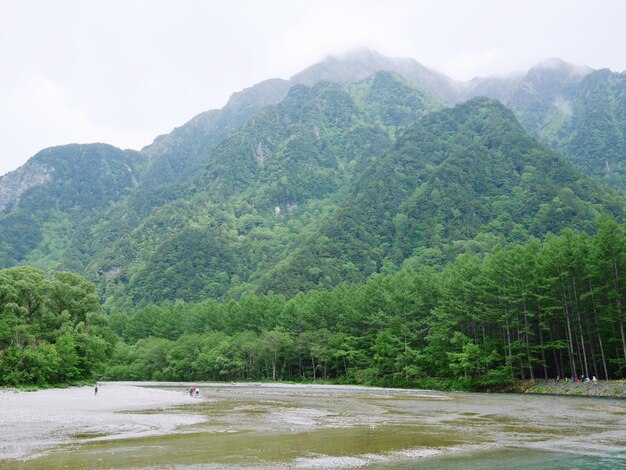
(347, 71), (441, 127)
(107, 218), (626, 388)
(259, 98), (625, 294)
(0, 267), (116, 386)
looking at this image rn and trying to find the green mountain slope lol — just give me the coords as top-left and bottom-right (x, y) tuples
(0, 144), (145, 270)
(140, 78), (293, 189)
(458, 60), (626, 192)
(1, 53), (624, 308)
(258, 98), (625, 295)
(564, 69), (626, 190)
(347, 71), (442, 127)
(96, 77), (434, 307)
(498, 58), (593, 141)
(138, 50), (453, 190)
(121, 52), (626, 195)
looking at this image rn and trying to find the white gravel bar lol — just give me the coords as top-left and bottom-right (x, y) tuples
(0, 382), (204, 460)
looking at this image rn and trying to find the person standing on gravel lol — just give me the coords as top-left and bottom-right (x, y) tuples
(95, 384), (98, 396)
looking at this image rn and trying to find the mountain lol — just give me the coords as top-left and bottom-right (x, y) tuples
(257, 98), (625, 295)
(0, 144), (145, 270)
(103, 89), (624, 305)
(347, 71), (442, 127)
(0, 51), (624, 308)
(138, 51), (625, 193)
(140, 78), (293, 188)
(91, 75), (440, 307)
(496, 58), (593, 138)
(137, 50), (455, 190)
(455, 59), (626, 192)
(292, 49), (457, 103)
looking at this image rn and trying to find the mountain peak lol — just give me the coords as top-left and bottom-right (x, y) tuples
(531, 58), (594, 77)
(292, 48), (456, 103)
(321, 48), (390, 63)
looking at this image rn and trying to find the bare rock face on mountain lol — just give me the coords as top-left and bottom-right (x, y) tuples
(0, 163), (53, 212)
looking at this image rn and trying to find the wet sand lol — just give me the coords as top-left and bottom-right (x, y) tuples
(1, 382), (625, 469)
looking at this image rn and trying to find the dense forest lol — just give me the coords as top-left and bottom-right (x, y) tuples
(97, 217), (624, 388)
(0, 267), (116, 386)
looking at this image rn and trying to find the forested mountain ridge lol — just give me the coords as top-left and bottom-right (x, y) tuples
(257, 97), (625, 295)
(0, 52), (624, 309)
(138, 50), (454, 190)
(0, 144), (146, 270)
(504, 58), (593, 134)
(91, 76), (439, 307)
(457, 59), (626, 191)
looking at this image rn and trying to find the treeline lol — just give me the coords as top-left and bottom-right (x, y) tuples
(0, 267), (116, 386)
(107, 216), (626, 388)
(2, 218), (623, 389)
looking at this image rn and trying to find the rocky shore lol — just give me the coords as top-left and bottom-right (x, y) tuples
(524, 379), (626, 398)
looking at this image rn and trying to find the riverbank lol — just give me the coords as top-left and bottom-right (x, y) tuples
(522, 379), (626, 398)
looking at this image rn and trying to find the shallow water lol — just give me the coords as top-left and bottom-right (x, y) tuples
(3, 384), (625, 469)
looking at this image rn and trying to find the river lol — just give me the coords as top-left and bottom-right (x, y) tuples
(2, 382), (624, 469)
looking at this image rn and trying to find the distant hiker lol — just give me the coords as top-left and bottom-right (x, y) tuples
(592, 376), (598, 382)
(195, 388), (200, 397)
(95, 384), (98, 396)
(189, 386), (196, 397)
(556, 375), (560, 382)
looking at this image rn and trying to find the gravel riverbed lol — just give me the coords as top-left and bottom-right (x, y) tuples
(0, 382), (203, 460)
(1, 382), (624, 469)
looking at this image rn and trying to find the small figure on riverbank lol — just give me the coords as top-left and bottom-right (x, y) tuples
(95, 384), (98, 396)
(556, 375), (560, 382)
(189, 386), (196, 397)
(592, 376), (597, 382)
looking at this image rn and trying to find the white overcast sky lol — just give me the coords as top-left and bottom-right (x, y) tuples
(1, 0), (625, 176)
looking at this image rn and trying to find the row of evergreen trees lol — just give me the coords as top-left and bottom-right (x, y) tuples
(107, 216), (625, 387)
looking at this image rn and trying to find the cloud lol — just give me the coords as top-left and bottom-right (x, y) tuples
(1, 0), (625, 176)
(440, 49), (502, 79)
(0, 69), (155, 176)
